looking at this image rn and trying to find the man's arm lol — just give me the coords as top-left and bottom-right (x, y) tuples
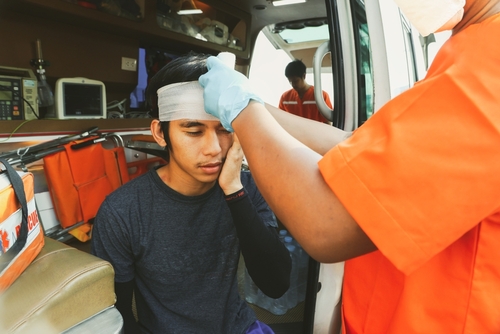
(323, 90), (333, 110)
(265, 103), (351, 155)
(115, 280), (141, 334)
(91, 204), (140, 333)
(226, 189), (291, 298)
(278, 94), (286, 111)
(219, 136), (291, 298)
(233, 102), (376, 263)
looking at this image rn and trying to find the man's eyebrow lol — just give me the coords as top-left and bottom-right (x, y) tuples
(179, 120), (205, 128)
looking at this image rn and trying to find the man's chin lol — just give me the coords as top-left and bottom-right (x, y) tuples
(196, 174), (219, 185)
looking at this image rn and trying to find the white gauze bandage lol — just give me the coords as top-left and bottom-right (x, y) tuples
(394, 0), (465, 36)
(157, 81), (219, 122)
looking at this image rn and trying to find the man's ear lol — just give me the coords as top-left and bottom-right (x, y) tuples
(150, 119), (167, 147)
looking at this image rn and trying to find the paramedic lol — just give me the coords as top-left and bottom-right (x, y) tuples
(199, 0), (500, 332)
(278, 59), (332, 123)
(91, 53), (291, 334)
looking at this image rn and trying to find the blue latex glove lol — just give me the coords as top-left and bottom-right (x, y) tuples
(199, 56), (264, 132)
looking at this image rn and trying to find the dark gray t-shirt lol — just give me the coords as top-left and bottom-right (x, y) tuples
(91, 168), (276, 334)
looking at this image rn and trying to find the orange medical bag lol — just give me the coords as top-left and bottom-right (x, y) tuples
(0, 159), (44, 292)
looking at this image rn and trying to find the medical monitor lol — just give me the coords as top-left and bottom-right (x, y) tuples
(55, 77), (106, 119)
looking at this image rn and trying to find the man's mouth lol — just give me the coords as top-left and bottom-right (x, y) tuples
(199, 162), (222, 174)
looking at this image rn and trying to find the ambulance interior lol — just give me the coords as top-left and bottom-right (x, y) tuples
(0, 0), (449, 333)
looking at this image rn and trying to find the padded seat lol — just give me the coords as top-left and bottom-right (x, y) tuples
(0, 237), (116, 333)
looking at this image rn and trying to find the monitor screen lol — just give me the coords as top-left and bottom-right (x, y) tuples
(63, 83), (103, 116)
(0, 80), (12, 101)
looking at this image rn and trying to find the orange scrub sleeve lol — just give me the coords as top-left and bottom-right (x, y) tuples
(319, 55), (500, 274)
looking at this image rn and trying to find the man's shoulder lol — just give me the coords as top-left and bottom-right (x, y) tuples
(105, 171), (154, 203)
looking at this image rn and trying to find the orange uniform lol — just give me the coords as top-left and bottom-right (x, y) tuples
(318, 13), (500, 333)
(278, 86), (332, 123)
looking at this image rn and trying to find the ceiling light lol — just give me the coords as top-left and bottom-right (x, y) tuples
(177, 9), (203, 15)
(272, 0), (306, 7)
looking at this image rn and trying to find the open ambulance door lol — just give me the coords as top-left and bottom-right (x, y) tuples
(250, 0), (450, 331)
(308, 1), (450, 333)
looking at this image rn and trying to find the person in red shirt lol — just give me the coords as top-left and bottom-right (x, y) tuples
(278, 60), (332, 123)
(199, 0), (500, 332)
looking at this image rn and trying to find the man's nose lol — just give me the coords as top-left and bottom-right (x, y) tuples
(203, 131), (222, 156)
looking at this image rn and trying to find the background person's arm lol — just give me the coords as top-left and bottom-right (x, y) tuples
(278, 94), (286, 111)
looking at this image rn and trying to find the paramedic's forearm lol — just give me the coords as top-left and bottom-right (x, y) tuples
(232, 102), (376, 263)
(265, 103), (351, 155)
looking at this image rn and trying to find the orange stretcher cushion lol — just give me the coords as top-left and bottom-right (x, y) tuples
(43, 139), (129, 229)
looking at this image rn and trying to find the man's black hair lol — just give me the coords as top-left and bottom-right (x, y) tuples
(145, 52), (210, 162)
(284, 59), (306, 79)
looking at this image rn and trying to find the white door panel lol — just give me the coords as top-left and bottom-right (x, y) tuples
(313, 262), (344, 334)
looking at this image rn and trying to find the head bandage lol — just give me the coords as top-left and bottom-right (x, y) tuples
(157, 81), (219, 122)
(394, 0), (465, 36)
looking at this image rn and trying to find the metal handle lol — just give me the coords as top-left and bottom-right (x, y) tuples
(313, 41), (333, 122)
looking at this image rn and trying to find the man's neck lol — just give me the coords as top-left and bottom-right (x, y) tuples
(296, 84), (311, 98)
(157, 165), (216, 196)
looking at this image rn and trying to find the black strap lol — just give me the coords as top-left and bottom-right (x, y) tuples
(0, 158), (29, 272)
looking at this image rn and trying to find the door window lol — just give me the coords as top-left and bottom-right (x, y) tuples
(351, 0), (374, 126)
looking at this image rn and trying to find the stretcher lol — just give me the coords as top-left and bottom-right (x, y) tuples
(0, 127), (99, 172)
(0, 128), (130, 243)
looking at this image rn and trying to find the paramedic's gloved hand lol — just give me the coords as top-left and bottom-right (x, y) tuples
(199, 56), (264, 132)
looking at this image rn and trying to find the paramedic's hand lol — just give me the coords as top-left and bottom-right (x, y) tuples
(199, 56), (264, 132)
(219, 134), (243, 195)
